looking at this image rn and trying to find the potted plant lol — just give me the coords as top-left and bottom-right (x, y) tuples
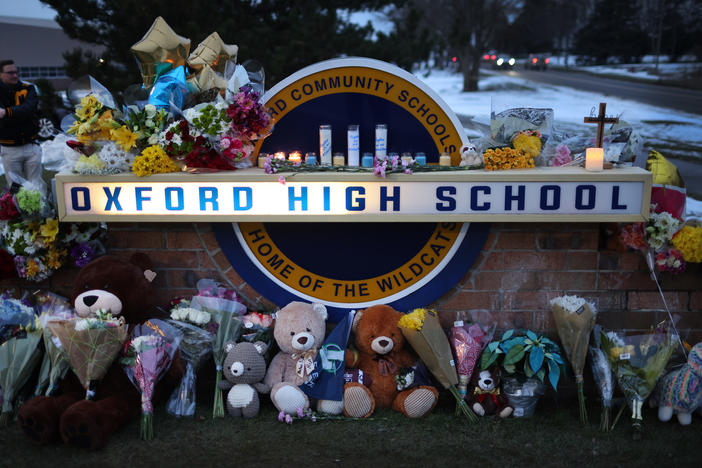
(481, 329), (564, 417)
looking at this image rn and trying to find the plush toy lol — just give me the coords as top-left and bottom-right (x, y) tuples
(468, 368), (513, 418)
(263, 301), (330, 415)
(218, 341), (269, 418)
(343, 304), (438, 418)
(17, 254), (178, 449)
(657, 342), (702, 425)
(459, 143), (482, 167)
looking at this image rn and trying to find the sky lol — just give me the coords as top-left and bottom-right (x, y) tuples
(0, 0), (57, 19)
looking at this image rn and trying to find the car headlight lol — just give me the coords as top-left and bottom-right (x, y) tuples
(508, 58), (516, 66)
(496, 58), (504, 66)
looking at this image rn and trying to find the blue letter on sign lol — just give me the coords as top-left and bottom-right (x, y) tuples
(611, 186), (627, 210)
(540, 185), (561, 210)
(346, 186), (365, 211)
(103, 187), (122, 211)
(135, 187), (152, 211)
(380, 186), (400, 212)
(288, 186), (308, 211)
(505, 185), (525, 211)
(575, 185), (596, 210)
(470, 186), (491, 211)
(233, 187), (252, 211)
(165, 187), (184, 211)
(70, 187), (91, 211)
(436, 186), (456, 211)
(199, 187), (219, 211)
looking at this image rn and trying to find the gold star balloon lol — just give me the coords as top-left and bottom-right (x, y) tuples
(188, 32), (238, 75)
(131, 16), (191, 88)
(187, 64), (227, 94)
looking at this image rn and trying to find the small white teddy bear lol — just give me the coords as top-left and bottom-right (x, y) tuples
(460, 143), (482, 167)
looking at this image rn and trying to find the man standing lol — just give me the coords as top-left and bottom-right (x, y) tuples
(0, 60), (42, 185)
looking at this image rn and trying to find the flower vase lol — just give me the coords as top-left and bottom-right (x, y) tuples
(502, 375), (546, 418)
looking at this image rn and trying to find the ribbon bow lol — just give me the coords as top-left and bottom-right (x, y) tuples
(291, 350), (317, 378)
(373, 356), (398, 376)
(474, 386), (500, 405)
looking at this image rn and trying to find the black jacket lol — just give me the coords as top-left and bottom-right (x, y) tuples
(0, 81), (39, 146)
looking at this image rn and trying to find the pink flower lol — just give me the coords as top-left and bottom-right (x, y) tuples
(284, 414), (293, 424)
(278, 176), (286, 185)
(374, 160), (387, 178)
(552, 144), (572, 167)
(278, 410), (285, 422)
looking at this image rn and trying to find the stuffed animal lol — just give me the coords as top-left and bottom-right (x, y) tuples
(657, 342), (702, 425)
(468, 368), (513, 418)
(17, 254), (179, 449)
(263, 301), (329, 415)
(342, 304), (438, 418)
(218, 341), (269, 418)
(459, 143), (482, 167)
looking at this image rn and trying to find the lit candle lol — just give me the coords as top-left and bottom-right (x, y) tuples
(257, 153), (268, 168)
(439, 152), (451, 166)
(361, 152), (373, 168)
(415, 152), (427, 166)
(305, 152), (317, 165)
(288, 151), (302, 164)
(319, 124), (332, 166)
(585, 147), (604, 171)
(401, 152), (413, 165)
(375, 124), (387, 160)
(333, 152), (345, 166)
(274, 151), (286, 161)
(347, 124), (360, 166)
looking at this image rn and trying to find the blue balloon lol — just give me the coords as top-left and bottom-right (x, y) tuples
(148, 65), (187, 110)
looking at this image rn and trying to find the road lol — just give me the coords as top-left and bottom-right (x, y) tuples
(506, 69), (702, 116)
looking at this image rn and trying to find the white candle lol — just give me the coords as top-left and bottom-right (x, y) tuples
(347, 124), (360, 166)
(319, 124), (332, 166)
(375, 124), (387, 160)
(274, 151), (286, 161)
(288, 151), (302, 164)
(585, 147), (604, 171)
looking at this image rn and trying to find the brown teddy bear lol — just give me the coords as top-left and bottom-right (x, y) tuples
(468, 368), (513, 418)
(343, 304), (438, 418)
(17, 254), (180, 449)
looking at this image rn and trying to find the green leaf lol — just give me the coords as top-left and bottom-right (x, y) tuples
(501, 329), (514, 341)
(504, 344), (525, 365)
(524, 360), (535, 377)
(526, 330), (538, 341)
(481, 350), (499, 370)
(487, 341), (499, 352)
(548, 359), (560, 390)
(503, 364), (516, 374)
(536, 368), (546, 382)
(529, 346), (545, 373)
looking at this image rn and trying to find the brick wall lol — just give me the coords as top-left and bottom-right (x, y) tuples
(4, 221), (700, 343)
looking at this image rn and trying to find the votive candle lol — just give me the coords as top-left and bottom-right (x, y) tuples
(288, 151), (302, 164)
(401, 152), (413, 165)
(305, 152), (317, 165)
(320, 124), (332, 166)
(415, 152), (427, 166)
(333, 152), (345, 166)
(585, 147), (604, 171)
(375, 124), (387, 160)
(257, 153), (268, 168)
(274, 151), (286, 161)
(361, 152), (373, 168)
(347, 124), (360, 166)
(439, 152), (451, 166)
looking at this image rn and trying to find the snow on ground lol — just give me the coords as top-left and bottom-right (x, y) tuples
(549, 56), (701, 82)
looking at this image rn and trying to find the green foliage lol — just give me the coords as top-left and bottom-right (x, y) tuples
(33, 79), (66, 122)
(481, 329), (564, 391)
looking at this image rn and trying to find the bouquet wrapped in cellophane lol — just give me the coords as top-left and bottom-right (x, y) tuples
(47, 309), (127, 400)
(34, 291), (75, 396)
(0, 304), (42, 425)
(121, 319), (182, 440)
(449, 320), (494, 401)
(190, 279), (245, 418)
(589, 325), (615, 431)
(166, 302), (215, 417)
(600, 323), (675, 436)
(550, 295), (597, 425)
(398, 308), (478, 423)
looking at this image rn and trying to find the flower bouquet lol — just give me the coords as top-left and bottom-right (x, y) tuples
(550, 295), (597, 425)
(166, 303), (215, 417)
(34, 291), (75, 396)
(190, 279), (245, 418)
(122, 103), (170, 149)
(0, 294), (35, 345)
(600, 324), (675, 437)
(0, 306), (42, 425)
(589, 326), (615, 432)
(449, 320), (494, 401)
(240, 311), (274, 346)
(398, 308), (478, 423)
(121, 319), (182, 440)
(47, 309), (127, 400)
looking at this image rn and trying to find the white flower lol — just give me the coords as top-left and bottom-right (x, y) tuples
(606, 331), (625, 347)
(145, 119), (155, 128)
(144, 104), (157, 118)
(147, 133), (159, 145)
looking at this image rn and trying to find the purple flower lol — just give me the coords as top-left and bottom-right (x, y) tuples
(373, 160), (387, 178)
(285, 414), (293, 424)
(279, 176), (286, 185)
(296, 407), (304, 418)
(71, 243), (95, 267)
(278, 410), (285, 422)
(391, 155), (399, 169)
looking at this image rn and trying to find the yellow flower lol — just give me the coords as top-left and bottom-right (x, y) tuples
(110, 125), (139, 151)
(40, 218), (60, 242)
(47, 248), (66, 269)
(75, 95), (102, 120)
(672, 225), (702, 262)
(26, 258), (40, 278)
(132, 145), (180, 177)
(398, 308), (427, 331)
(512, 133), (542, 157)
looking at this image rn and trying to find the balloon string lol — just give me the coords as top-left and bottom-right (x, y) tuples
(646, 249), (688, 359)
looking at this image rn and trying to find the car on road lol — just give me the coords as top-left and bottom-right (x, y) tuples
(524, 54), (550, 70)
(483, 52), (516, 70)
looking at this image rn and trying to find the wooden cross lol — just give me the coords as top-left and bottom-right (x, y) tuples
(584, 102), (619, 147)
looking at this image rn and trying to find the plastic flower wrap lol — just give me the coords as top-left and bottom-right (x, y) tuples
(600, 324), (675, 436)
(240, 311), (274, 345)
(122, 103), (170, 149)
(34, 291), (75, 396)
(489, 107), (552, 164)
(0, 305), (42, 425)
(398, 308), (478, 423)
(47, 309), (127, 400)
(449, 321), (494, 400)
(550, 295), (597, 425)
(121, 319), (182, 440)
(0, 294), (35, 345)
(131, 144), (181, 177)
(190, 279), (245, 418)
(589, 325), (615, 432)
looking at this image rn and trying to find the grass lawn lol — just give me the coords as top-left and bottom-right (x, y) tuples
(2, 392), (700, 467)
